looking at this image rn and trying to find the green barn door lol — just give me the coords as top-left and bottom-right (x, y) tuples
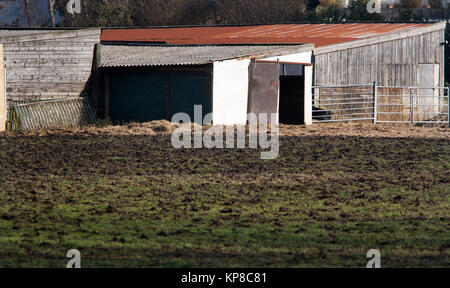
(170, 73), (212, 123)
(109, 72), (167, 123)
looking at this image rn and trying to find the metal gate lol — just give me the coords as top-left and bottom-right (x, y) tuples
(312, 83), (450, 126)
(7, 98), (97, 131)
(312, 84), (375, 123)
(376, 86), (449, 125)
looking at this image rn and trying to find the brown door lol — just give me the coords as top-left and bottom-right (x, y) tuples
(248, 61), (280, 123)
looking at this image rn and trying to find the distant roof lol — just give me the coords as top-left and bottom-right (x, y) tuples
(0, 28), (101, 44)
(98, 44), (313, 68)
(101, 23), (438, 47)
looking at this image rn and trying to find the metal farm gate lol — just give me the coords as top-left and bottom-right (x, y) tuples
(312, 84), (375, 123)
(376, 86), (449, 125)
(312, 83), (449, 126)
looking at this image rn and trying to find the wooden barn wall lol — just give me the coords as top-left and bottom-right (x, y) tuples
(314, 30), (445, 87)
(1, 29), (101, 102)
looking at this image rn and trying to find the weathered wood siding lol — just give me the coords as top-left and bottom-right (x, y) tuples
(0, 44), (5, 131)
(0, 29), (100, 102)
(314, 29), (445, 87)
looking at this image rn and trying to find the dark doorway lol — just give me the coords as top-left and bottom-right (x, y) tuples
(107, 65), (212, 124)
(109, 71), (167, 123)
(279, 75), (304, 124)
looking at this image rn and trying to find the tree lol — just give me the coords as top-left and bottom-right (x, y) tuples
(56, 0), (104, 27)
(97, 0), (133, 27)
(319, 0), (346, 7)
(216, 0), (307, 24)
(9, 0), (315, 28)
(429, 0), (442, 8)
(400, 0), (423, 8)
(306, 0), (321, 11)
(308, 4), (344, 21)
(131, 0), (211, 26)
(397, 7), (424, 21)
(49, 0), (56, 27)
(12, 0), (46, 27)
(23, 0), (33, 26)
(347, 0), (382, 21)
(53, 0), (213, 27)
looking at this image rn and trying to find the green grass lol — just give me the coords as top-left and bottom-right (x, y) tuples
(0, 132), (448, 267)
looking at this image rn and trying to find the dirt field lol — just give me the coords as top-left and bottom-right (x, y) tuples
(0, 123), (448, 267)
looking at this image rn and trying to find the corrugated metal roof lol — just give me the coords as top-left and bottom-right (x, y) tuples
(0, 28), (101, 44)
(98, 44), (311, 68)
(101, 23), (433, 47)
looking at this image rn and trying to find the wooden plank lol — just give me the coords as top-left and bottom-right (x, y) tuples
(256, 60), (312, 66)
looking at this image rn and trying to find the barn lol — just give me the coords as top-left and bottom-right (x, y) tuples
(96, 44), (314, 125)
(98, 22), (447, 125)
(0, 22), (447, 130)
(101, 22), (446, 88)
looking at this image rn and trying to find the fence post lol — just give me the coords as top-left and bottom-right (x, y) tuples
(448, 87), (450, 128)
(410, 88), (414, 124)
(373, 81), (378, 124)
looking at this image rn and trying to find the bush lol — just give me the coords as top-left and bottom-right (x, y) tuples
(97, 0), (133, 27)
(319, 0), (347, 8)
(132, 0), (212, 26)
(400, 0), (423, 8)
(429, 0), (442, 8)
(216, 0), (307, 24)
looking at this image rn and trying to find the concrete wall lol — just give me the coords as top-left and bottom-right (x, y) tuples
(0, 29), (101, 103)
(213, 59), (251, 125)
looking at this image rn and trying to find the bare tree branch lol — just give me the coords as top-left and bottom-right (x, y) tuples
(49, 0), (56, 27)
(23, 0), (33, 26)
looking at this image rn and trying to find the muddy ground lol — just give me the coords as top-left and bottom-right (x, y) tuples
(0, 123), (448, 267)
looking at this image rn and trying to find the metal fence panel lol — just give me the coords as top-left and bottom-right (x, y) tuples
(312, 84), (449, 127)
(312, 84), (375, 123)
(7, 98), (97, 131)
(376, 86), (449, 125)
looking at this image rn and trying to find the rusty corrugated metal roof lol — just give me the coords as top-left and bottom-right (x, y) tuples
(98, 44), (312, 68)
(101, 23), (432, 47)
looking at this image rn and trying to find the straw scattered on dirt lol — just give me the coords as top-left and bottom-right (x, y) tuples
(1, 121), (448, 139)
